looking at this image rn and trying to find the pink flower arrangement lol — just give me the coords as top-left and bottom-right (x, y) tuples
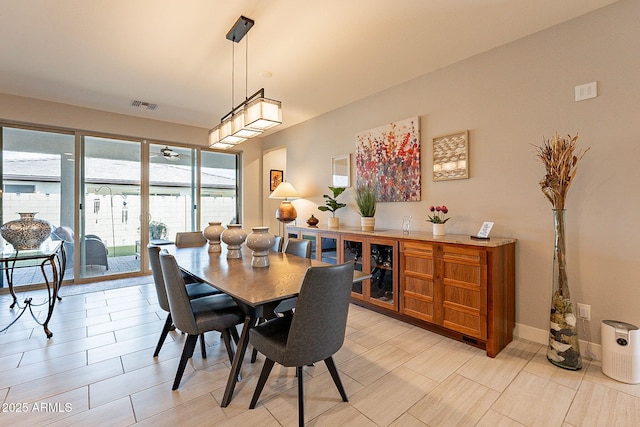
(427, 205), (450, 224)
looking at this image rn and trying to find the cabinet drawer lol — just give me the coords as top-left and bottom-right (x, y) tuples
(404, 256), (434, 276)
(441, 246), (486, 339)
(400, 242), (434, 321)
(443, 303), (485, 339)
(403, 294), (434, 322)
(401, 241), (434, 255)
(402, 274), (434, 322)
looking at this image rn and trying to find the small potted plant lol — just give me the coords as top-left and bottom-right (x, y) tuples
(427, 205), (450, 236)
(354, 185), (377, 231)
(318, 186), (347, 228)
(149, 220), (168, 240)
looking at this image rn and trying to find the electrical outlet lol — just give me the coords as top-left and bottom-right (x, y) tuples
(577, 303), (591, 321)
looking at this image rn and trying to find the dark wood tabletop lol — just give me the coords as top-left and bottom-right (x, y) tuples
(168, 243), (369, 307)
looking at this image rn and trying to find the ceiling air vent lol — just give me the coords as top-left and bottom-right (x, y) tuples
(130, 100), (158, 111)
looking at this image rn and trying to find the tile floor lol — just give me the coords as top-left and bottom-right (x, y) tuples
(1, 282), (640, 426)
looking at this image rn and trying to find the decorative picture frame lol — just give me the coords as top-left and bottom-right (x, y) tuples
(433, 130), (469, 181)
(355, 116), (421, 201)
(269, 169), (283, 191)
(331, 154), (351, 188)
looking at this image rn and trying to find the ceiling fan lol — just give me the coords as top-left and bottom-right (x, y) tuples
(151, 146), (189, 161)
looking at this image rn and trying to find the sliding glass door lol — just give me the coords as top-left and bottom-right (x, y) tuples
(1, 122), (240, 287)
(148, 143), (197, 242)
(1, 126), (76, 284)
(200, 150), (239, 226)
(81, 136), (141, 279)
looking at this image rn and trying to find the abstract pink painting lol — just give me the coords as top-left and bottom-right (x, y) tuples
(355, 116), (421, 202)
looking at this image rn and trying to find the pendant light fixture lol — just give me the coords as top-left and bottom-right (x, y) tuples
(209, 16), (282, 150)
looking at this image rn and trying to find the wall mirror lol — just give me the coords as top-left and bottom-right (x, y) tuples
(332, 153), (351, 187)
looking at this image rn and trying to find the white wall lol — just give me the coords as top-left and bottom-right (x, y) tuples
(262, 0), (640, 345)
(262, 146), (287, 235)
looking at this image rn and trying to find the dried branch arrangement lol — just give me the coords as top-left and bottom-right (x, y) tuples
(535, 133), (590, 210)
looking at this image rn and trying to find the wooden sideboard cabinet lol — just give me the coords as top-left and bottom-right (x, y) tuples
(287, 225), (515, 357)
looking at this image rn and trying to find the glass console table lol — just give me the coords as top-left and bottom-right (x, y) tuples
(1, 239), (65, 338)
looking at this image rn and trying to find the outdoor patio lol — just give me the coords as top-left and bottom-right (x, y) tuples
(0, 255), (143, 289)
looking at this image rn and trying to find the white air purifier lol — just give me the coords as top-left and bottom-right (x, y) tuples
(601, 320), (640, 384)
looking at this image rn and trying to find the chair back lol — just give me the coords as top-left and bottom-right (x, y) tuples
(175, 231), (207, 247)
(284, 261), (355, 366)
(284, 238), (311, 258)
(52, 226), (74, 242)
(148, 244), (170, 312)
(159, 251), (199, 334)
(271, 235), (283, 252)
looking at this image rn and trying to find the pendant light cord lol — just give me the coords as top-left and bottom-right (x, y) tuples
(231, 38), (235, 110)
(245, 33), (249, 101)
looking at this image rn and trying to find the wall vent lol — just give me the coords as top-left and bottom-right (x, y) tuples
(130, 100), (158, 110)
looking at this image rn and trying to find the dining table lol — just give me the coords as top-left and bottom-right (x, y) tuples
(168, 242), (370, 407)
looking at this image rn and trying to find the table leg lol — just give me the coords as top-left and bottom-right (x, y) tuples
(5, 260), (18, 309)
(40, 257), (57, 338)
(221, 314), (256, 407)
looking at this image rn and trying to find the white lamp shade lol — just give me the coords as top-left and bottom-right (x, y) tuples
(208, 127), (220, 147)
(219, 117), (233, 140)
(245, 97), (282, 131)
(231, 110), (263, 138)
(210, 141), (235, 150)
(269, 181), (299, 199)
(209, 120), (246, 149)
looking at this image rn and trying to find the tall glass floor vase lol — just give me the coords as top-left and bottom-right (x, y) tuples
(546, 209), (583, 370)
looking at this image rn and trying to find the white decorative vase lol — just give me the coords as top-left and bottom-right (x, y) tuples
(221, 224), (247, 259)
(203, 221), (224, 253)
(246, 226), (276, 267)
(1, 212), (52, 250)
(432, 223), (445, 236)
(361, 217), (375, 232)
(328, 217), (340, 228)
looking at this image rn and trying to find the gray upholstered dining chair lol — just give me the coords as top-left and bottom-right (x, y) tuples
(250, 236), (312, 363)
(271, 235), (283, 252)
(272, 238), (312, 315)
(249, 261), (355, 426)
(159, 250), (245, 390)
(175, 231), (207, 247)
(148, 244), (221, 358)
(173, 231), (209, 283)
(283, 237), (311, 258)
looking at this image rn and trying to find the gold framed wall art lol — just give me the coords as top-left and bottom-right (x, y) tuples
(433, 130), (469, 181)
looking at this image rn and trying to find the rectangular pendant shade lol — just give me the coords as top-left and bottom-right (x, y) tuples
(245, 97), (282, 130)
(209, 88), (281, 150)
(209, 128), (235, 149)
(231, 111), (263, 138)
(215, 116), (247, 145)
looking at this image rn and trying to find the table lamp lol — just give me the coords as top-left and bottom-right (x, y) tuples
(269, 181), (300, 223)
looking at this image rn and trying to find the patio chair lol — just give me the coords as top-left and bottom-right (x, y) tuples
(51, 226), (109, 270)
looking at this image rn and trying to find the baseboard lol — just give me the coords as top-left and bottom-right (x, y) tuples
(515, 322), (601, 361)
